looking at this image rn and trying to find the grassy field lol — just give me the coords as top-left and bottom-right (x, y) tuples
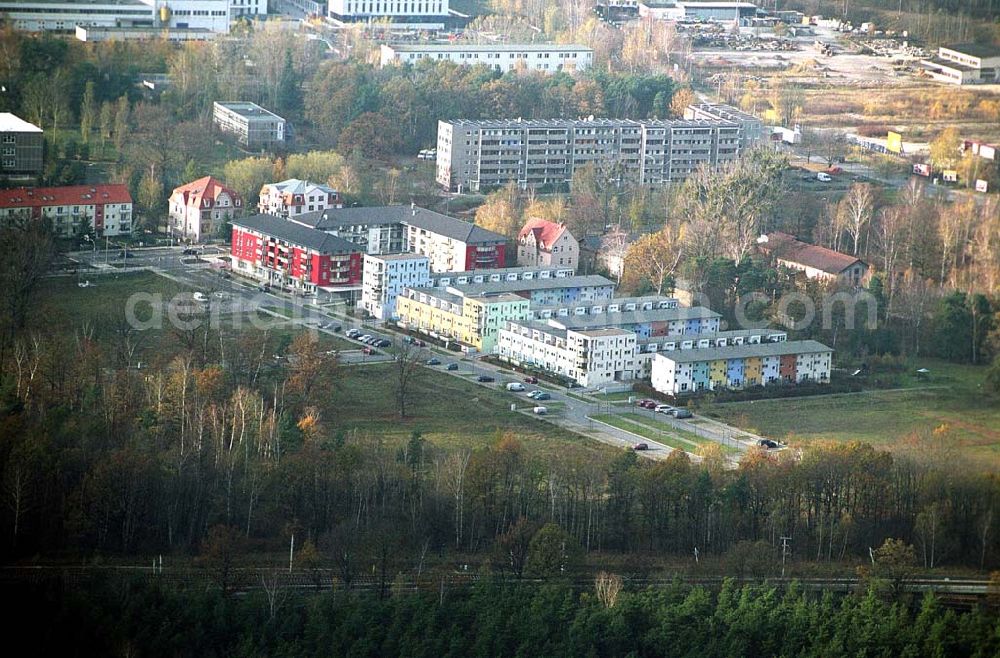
(700, 359), (1000, 468)
(331, 362), (614, 462)
(593, 413), (740, 456)
(37, 272), (349, 359)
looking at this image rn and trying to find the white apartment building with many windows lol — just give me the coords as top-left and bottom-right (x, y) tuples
(327, 0), (450, 26)
(361, 253), (431, 320)
(436, 111), (755, 191)
(497, 322), (638, 388)
(379, 44), (593, 73)
(0, 0), (240, 33)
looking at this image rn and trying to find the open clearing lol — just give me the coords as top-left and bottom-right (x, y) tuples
(700, 360), (1000, 469)
(332, 362), (614, 462)
(38, 272), (613, 462)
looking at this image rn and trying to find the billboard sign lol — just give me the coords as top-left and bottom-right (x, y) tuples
(886, 131), (903, 154)
(912, 163), (931, 177)
(976, 179), (989, 193)
(942, 170), (959, 183)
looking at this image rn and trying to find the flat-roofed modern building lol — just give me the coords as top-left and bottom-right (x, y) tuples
(0, 0), (242, 33)
(0, 113), (43, 183)
(650, 339), (832, 395)
(920, 43), (1000, 85)
(379, 43), (593, 72)
(638, 1), (757, 22)
(327, 0), (450, 28)
(213, 101), (286, 149)
(436, 116), (750, 191)
(396, 287), (531, 354)
(360, 253), (431, 320)
(684, 103), (764, 151)
(496, 297), (722, 386)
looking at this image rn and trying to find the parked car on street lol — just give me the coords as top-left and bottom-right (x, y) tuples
(426, 357), (441, 365)
(532, 406), (548, 415)
(638, 399), (657, 409)
(506, 382), (525, 392)
(654, 404), (674, 414)
(523, 376), (538, 384)
(446, 363), (458, 371)
(758, 439), (780, 449)
(633, 443), (649, 451)
(671, 408), (693, 419)
(362, 346), (376, 355)
(476, 375), (495, 383)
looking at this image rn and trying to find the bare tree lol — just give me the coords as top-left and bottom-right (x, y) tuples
(391, 338), (426, 419)
(839, 183), (876, 256)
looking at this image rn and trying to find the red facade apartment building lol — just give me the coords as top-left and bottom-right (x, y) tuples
(231, 214), (362, 291)
(0, 183), (133, 237)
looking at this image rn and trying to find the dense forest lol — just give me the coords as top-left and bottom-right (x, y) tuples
(10, 576), (1000, 657)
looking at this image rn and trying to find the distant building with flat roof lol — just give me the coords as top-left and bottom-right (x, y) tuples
(920, 43), (1000, 85)
(0, 113), (43, 183)
(379, 43), (593, 73)
(213, 102), (286, 150)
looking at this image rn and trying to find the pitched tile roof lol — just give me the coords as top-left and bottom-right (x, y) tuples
(0, 184), (132, 209)
(170, 176), (241, 210)
(762, 232), (865, 275)
(232, 214), (360, 254)
(518, 217), (569, 251)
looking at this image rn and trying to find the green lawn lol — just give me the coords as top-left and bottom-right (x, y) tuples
(699, 359), (1000, 468)
(331, 363), (614, 461)
(591, 414), (698, 454)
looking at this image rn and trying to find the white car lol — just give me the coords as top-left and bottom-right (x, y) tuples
(192, 292), (208, 302)
(532, 406), (548, 415)
(655, 404), (674, 414)
(817, 172), (832, 182)
(506, 382), (526, 392)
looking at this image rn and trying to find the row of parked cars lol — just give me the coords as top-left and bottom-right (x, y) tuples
(637, 399), (693, 419)
(346, 328), (390, 354)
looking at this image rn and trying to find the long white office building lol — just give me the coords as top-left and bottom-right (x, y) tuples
(0, 0), (263, 33)
(436, 106), (761, 191)
(379, 44), (593, 73)
(327, 0), (450, 27)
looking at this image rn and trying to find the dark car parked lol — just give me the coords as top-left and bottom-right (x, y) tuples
(477, 375), (495, 383)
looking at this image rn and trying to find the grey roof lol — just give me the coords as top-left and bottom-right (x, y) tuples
(654, 339), (833, 364)
(405, 207), (507, 244)
(431, 265), (574, 281)
(366, 252), (430, 262)
(552, 305), (720, 330)
(387, 43), (592, 53)
(942, 43), (1000, 59)
(922, 56), (980, 73)
(444, 118), (734, 130)
(214, 101), (285, 121)
(457, 274), (614, 295)
(232, 214), (358, 254)
(294, 205), (507, 244)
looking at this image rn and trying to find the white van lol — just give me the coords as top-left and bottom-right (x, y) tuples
(506, 382), (526, 392)
(816, 172), (832, 182)
(532, 406), (548, 415)
(192, 292), (208, 302)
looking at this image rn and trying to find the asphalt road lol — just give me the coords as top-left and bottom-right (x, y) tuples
(66, 245), (758, 461)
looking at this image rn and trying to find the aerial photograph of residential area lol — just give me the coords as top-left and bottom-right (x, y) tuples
(0, 0), (999, 654)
